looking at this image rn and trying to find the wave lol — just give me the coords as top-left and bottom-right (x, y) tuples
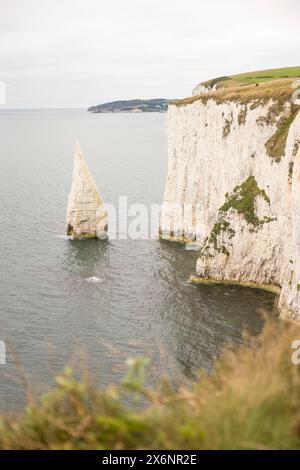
(85, 276), (103, 283)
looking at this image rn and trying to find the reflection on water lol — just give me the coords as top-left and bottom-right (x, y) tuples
(152, 241), (276, 378)
(62, 238), (111, 278)
(0, 111), (277, 411)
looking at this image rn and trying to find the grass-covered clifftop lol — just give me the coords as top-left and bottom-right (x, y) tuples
(175, 77), (299, 107)
(175, 67), (300, 107)
(173, 68), (300, 164)
(197, 66), (300, 92)
(1, 318), (300, 450)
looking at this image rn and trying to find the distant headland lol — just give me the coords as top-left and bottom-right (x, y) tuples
(87, 99), (171, 113)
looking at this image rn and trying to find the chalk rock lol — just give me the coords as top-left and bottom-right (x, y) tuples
(66, 142), (108, 239)
(160, 87), (300, 320)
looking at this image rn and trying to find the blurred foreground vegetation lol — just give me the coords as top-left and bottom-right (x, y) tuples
(1, 318), (300, 450)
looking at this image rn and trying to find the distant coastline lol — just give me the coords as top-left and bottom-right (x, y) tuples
(88, 99), (171, 113)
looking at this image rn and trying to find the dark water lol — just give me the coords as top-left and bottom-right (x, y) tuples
(0, 110), (277, 410)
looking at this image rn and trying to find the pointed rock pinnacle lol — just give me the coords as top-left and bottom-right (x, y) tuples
(66, 142), (108, 239)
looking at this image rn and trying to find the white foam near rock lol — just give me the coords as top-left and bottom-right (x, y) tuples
(66, 142), (108, 239)
(85, 276), (103, 283)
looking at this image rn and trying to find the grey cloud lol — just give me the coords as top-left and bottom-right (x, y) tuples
(0, 0), (299, 107)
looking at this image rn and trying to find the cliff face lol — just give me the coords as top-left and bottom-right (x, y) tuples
(160, 81), (300, 320)
(66, 143), (108, 239)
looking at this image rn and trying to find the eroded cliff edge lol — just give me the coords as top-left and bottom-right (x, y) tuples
(159, 79), (300, 320)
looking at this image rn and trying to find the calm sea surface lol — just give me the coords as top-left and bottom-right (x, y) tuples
(0, 110), (277, 410)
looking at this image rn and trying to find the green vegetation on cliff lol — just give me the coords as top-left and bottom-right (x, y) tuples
(174, 67), (300, 109)
(174, 77), (299, 108)
(200, 176), (276, 258)
(88, 99), (170, 113)
(200, 66), (300, 91)
(265, 104), (300, 162)
(220, 176), (271, 227)
(0, 319), (299, 449)
(174, 68), (300, 163)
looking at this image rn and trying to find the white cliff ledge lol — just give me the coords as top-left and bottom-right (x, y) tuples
(160, 78), (300, 320)
(66, 142), (108, 240)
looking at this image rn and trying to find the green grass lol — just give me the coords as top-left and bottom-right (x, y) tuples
(201, 66), (300, 90)
(1, 319), (300, 449)
(174, 77), (299, 108)
(174, 67), (300, 108)
(231, 67), (300, 85)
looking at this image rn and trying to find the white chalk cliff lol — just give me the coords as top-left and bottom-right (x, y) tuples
(66, 143), (108, 239)
(160, 80), (300, 320)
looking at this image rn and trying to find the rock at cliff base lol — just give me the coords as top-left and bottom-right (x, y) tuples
(66, 142), (108, 239)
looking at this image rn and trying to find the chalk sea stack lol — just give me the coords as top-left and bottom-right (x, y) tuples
(66, 142), (108, 239)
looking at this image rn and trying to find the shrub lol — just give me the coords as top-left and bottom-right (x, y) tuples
(1, 319), (300, 449)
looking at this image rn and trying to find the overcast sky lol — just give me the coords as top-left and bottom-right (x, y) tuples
(0, 0), (299, 108)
